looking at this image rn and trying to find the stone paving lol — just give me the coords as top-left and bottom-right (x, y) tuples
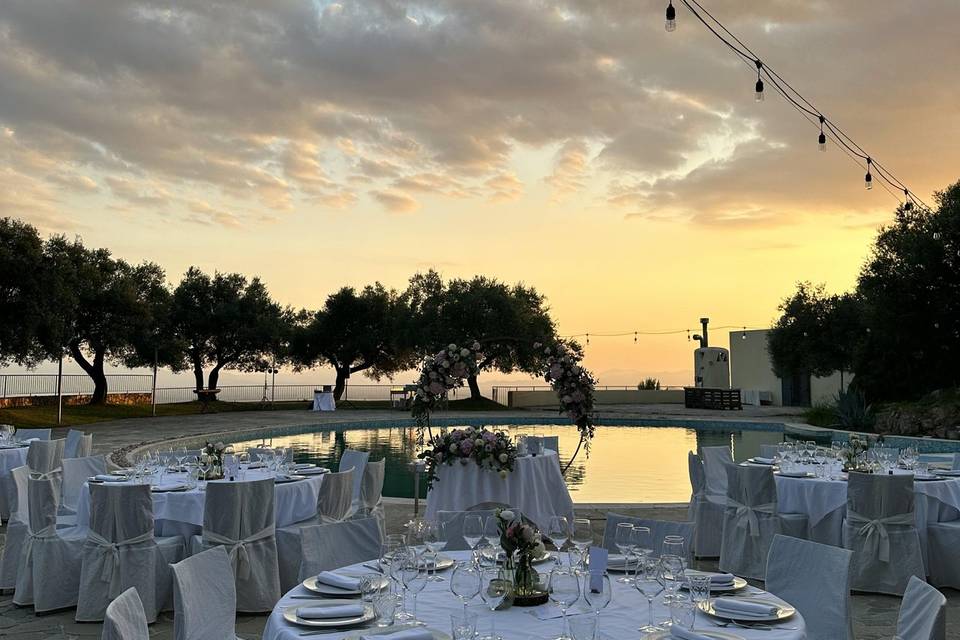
(0, 408), (956, 638)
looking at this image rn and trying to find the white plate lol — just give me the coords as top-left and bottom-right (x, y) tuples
(775, 471), (814, 478)
(274, 474), (308, 484)
(298, 467), (330, 476)
(681, 575), (749, 593)
(644, 631), (743, 640)
(936, 470), (960, 477)
(699, 597), (796, 623)
(747, 458), (775, 465)
(282, 604), (376, 628)
(605, 554), (639, 572)
(915, 474), (946, 481)
(303, 574), (389, 597)
(151, 483), (190, 492)
(344, 627), (450, 639)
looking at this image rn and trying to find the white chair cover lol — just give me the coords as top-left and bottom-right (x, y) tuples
(61, 455), (107, 515)
(842, 472), (924, 595)
(15, 428), (51, 441)
(27, 438), (65, 474)
(602, 513), (695, 563)
(719, 465), (807, 580)
(759, 444), (780, 459)
(688, 452), (722, 557)
(318, 468), (355, 522)
(64, 429), (85, 459)
(766, 534), (853, 640)
(359, 459), (386, 536)
(12, 473), (85, 611)
(196, 478), (280, 612)
(926, 517), (960, 589)
(102, 587), (150, 640)
(896, 576), (946, 640)
(171, 546), (238, 640)
(339, 449), (369, 513)
(700, 446), (732, 506)
(0, 465), (31, 590)
(437, 509), (498, 551)
(77, 434), (94, 458)
(298, 517), (382, 581)
(77, 483), (185, 622)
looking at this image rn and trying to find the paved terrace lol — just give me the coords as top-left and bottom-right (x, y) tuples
(1, 406), (956, 638)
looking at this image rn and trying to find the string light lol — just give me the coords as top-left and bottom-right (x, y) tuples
(754, 60), (764, 101)
(903, 189), (914, 211)
(741, 326), (747, 340)
(562, 325), (765, 340)
(818, 116), (827, 151)
(865, 158), (873, 190)
(665, 1), (677, 32)
(634, 331), (638, 344)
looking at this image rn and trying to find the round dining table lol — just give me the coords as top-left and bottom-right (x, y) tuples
(424, 451), (574, 531)
(0, 444), (29, 519)
(261, 550), (807, 640)
(73, 468), (325, 538)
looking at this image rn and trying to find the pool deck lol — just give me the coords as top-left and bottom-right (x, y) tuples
(1, 406), (957, 638)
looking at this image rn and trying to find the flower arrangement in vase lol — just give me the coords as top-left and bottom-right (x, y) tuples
(842, 435), (870, 472)
(496, 508), (548, 605)
(198, 441), (230, 480)
(417, 426), (517, 489)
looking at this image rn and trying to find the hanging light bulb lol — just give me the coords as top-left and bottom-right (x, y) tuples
(754, 60), (764, 102)
(586, 333), (590, 345)
(818, 116), (827, 151)
(665, 1), (676, 32)
(903, 189), (914, 211)
(741, 327), (747, 340)
(686, 330), (691, 342)
(634, 332), (638, 344)
(865, 158), (873, 190)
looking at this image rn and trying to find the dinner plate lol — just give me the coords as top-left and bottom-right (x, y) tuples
(492, 549), (554, 566)
(680, 575), (749, 593)
(151, 483), (190, 492)
(302, 574), (389, 597)
(698, 597), (796, 623)
(936, 470), (960, 477)
(343, 627), (450, 639)
(293, 463), (317, 470)
(297, 467), (330, 476)
(746, 458), (775, 465)
(914, 475), (947, 481)
(0, 444), (26, 450)
(282, 603), (376, 628)
(604, 554), (639, 572)
(644, 631), (743, 640)
(421, 554), (456, 571)
(775, 471), (814, 478)
(274, 474), (308, 483)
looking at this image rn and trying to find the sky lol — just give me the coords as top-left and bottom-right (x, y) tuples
(1, 0), (958, 389)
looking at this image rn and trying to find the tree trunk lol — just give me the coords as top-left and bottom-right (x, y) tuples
(467, 374), (483, 400)
(333, 367), (348, 401)
(191, 350), (204, 392)
(68, 340), (108, 405)
(208, 363), (225, 392)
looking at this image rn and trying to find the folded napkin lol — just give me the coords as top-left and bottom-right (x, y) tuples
(93, 475), (128, 482)
(670, 626), (713, 640)
(297, 604), (365, 619)
(607, 554), (637, 568)
(151, 483), (187, 492)
(713, 597), (779, 617)
(316, 571), (361, 591)
(293, 463), (316, 469)
(752, 456), (775, 465)
(685, 570), (735, 586)
(359, 630), (434, 640)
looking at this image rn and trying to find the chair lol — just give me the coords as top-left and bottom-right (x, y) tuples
(76, 483), (185, 622)
(64, 429), (85, 459)
(718, 465), (808, 580)
(61, 455), (107, 515)
(0, 465), (31, 591)
(76, 434), (94, 458)
(171, 546), (239, 640)
(339, 449), (369, 515)
(15, 428), (51, 441)
(758, 444), (779, 459)
(602, 513), (695, 563)
(26, 438), (66, 474)
(13, 472), (86, 612)
(700, 445), (732, 507)
(687, 452), (723, 557)
(359, 459), (385, 534)
(765, 535), (853, 640)
(438, 509), (498, 551)
(895, 576), (946, 640)
(192, 478), (280, 612)
(102, 587), (150, 640)
(927, 509), (960, 589)
(842, 472), (925, 595)
(298, 517), (382, 581)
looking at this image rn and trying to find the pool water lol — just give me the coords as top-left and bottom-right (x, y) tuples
(228, 422), (786, 503)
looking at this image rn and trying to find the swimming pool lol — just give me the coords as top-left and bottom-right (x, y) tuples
(223, 418), (792, 503)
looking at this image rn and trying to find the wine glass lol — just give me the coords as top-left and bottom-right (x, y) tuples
(662, 536), (686, 565)
(660, 554), (685, 605)
(570, 518), (592, 570)
(548, 515), (570, 554)
(482, 515), (501, 547)
(463, 514), (484, 559)
(631, 525), (652, 560)
(614, 523), (636, 583)
(399, 552), (427, 625)
(450, 561), (480, 615)
(423, 520), (448, 582)
(479, 566), (510, 640)
(405, 518), (426, 558)
(548, 568), (581, 640)
(391, 548), (414, 622)
(583, 570), (612, 635)
(197, 458), (211, 491)
(635, 556), (665, 633)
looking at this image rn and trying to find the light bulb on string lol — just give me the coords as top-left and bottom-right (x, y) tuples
(686, 330), (691, 342)
(665, 1), (676, 32)
(754, 60), (764, 102)
(903, 189), (914, 211)
(865, 158), (873, 190)
(818, 116), (827, 151)
(586, 333), (590, 346)
(634, 331), (638, 344)
(741, 327), (747, 340)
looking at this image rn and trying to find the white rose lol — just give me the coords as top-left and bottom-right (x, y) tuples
(442, 360), (450, 368)
(448, 343), (457, 351)
(534, 541), (546, 556)
(472, 341), (481, 350)
(449, 443), (458, 453)
(460, 348), (470, 357)
(498, 453), (508, 464)
(499, 469), (508, 479)
(465, 425), (474, 433)
(499, 509), (515, 521)
(475, 438), (484, 447)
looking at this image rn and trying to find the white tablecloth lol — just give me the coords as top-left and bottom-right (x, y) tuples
(312, 392), (336, 412)
(0, 446), (28, 520)
(425, 451), (574, 531)
(73, 469), (324, 536)
(261, 550), (806, 640)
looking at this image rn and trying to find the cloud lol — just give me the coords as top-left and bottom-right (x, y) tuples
(372, 189), (420, 213)
(546, 139), (590, 200)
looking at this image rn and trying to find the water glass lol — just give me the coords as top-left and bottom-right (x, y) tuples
(479, 567), (510, 640)
(669, 599), (697, 629)
(372, 593), (399, 627)
(358, 573), (381, 603)
(450, 610), (478, 640)
(687, 574), (712, 628)
(568, 614), (598, 640)
(571, 518), (592, 570)
(548, 568), (581, 640)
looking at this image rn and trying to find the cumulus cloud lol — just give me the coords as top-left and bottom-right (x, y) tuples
(372, 189), (420, 213)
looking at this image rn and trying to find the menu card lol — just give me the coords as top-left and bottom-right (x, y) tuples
(588, 546), (608, 593)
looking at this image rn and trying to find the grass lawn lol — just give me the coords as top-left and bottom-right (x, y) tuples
(0, 395), (510, 428)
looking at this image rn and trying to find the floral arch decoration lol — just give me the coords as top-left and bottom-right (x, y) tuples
(410, 339), (597, 474)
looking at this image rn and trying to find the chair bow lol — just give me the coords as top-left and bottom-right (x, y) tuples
(87, 529), (156, 597)
(22, 522), (58, 563)
(204, 524), (276, 580)
(728, 499), (777, 537)
(846, 510), (915, 562)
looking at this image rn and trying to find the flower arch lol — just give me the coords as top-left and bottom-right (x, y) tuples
(410, 338), (597, 473)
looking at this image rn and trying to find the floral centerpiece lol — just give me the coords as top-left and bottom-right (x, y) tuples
(411, 342), (481, 435)
(198, 441), (230, 480)
(496, 508), (547, 603)
(417, 426), (516, 489)
(842, 435), (870, 472)
(540, 341), (596, 438)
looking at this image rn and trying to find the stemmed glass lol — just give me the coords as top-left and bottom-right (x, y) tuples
(614, 523), (636, 583)
(423, 520), (448, 582)
(583, 571), (612, 635)
(399, 552), (428, 625)
(635, 556), (665, 633)
(660, 554), (685, 606)
(479, 566), (510, 640)
(482, 515), (501, 548)
(463, 514), (484, 562)
(391, 548), (415, 622)
(450, 562), (481, 615)
(548, 568), (581, 640)
(570, 518), (592, 571)
(548, 515), (570, 557)
(631, 525), (652, 560)
(197, 458), (211, 491)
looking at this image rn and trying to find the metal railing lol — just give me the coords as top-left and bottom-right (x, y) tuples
(0, 374), (153, 399)
(490, 384), (685, 404)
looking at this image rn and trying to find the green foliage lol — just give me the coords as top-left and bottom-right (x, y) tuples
(803, 402), (837, 427)
(638, 377), (661, 390)
(834, 389), (875, 431)
(0, 218), (47, 366)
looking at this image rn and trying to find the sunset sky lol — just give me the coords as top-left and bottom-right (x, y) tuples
(2, 0), (958, 388)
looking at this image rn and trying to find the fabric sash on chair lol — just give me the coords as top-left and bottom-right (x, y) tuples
(847, 510), (915, 562)
(23, 521), (58, 560)
(204, 524), (276, 580)
(86, 529), (156, 598)
(728, 498), (777, 537)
